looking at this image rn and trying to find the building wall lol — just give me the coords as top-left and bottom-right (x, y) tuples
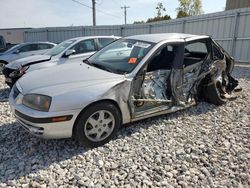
(226, 0), (250, 10)
(0, 28), (31, 44)
(24, 8), (250, 62)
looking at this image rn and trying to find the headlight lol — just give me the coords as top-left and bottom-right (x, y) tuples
(22, 94), (51, 112)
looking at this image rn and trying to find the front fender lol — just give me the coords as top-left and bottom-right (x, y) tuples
(56, 79), (131, 123)
(45, 80), (122, 110)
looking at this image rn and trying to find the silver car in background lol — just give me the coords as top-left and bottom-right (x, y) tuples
(0, 42), (56, 73)
(9, 33), (240, 147)
(3, 36), (120, 86)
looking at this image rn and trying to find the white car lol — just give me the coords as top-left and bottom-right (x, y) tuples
(0, 42), (56, 74)
(3, 36), (120, 86)
(9, 33), (240, 147)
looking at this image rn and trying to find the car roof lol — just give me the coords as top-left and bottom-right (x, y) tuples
(68, 36), (121, 41)
(125, 33), (209, 43)
(20, 41), (56, 45)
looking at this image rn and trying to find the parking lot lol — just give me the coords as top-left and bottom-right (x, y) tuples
(0, 66), (249, 187)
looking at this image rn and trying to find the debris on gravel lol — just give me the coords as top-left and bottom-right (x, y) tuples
(0, 66), (249, 187)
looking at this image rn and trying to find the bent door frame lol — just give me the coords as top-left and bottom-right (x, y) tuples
(129, 41), (185, 119)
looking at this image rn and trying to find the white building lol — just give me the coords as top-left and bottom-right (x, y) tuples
(0, 28), (32, 44)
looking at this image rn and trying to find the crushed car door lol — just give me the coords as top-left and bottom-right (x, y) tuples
(131, 43), (183, 118)
(178, 39), (211, 104)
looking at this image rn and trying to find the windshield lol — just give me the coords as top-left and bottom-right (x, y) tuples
(4, 44), (22, 54)
(88, 39), (155, 74)
(45, 39), (76, 56)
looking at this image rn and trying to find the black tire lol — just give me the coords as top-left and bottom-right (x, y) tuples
(74, 101), (122, 148)
(204, 81), (227, 105)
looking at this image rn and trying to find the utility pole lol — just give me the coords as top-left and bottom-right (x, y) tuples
(121, 5), (130, 24)
(92, 0), (96, 26)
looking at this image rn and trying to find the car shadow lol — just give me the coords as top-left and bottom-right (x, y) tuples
(0, 101), (218, 184)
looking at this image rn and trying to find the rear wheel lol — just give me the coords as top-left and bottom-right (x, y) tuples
(205, 81), (227, 105)
(74, 102), (122, 148)
(204, 69), (239, 105)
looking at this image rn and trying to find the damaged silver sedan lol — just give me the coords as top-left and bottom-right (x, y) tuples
(9, 33), (240, 147)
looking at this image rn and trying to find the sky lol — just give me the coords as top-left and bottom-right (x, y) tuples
(0, 0), (227, 29)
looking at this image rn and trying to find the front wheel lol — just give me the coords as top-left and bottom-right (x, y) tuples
(74, 102), (122, 148)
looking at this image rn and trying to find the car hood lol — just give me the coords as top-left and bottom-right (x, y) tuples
(6, 54), (52, 69)
(0, 53), (11, 61)
(17, 62), (125, 95)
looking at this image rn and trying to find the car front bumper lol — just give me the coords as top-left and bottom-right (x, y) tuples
(9, 85), (81, 139)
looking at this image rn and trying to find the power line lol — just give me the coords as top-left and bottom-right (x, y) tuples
(121, 5), (130, 24)
(72, 0), (121, 19)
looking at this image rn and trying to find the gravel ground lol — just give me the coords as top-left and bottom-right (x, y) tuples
(0, 66), (249, 188)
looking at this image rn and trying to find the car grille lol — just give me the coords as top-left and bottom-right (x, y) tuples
(2, 67), (15, 77)
(13, 85), (20, 99)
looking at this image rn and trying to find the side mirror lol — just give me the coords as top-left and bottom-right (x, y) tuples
(127, 43), (133, 48)
(64, 49), (76, 57)
(13, 50), (20, 54)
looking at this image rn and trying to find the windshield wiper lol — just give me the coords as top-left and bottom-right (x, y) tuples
(83, 59), (91, 65)
(91, 63), (114, 73)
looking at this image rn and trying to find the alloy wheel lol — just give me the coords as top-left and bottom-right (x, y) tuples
(84, 110), (115, 142)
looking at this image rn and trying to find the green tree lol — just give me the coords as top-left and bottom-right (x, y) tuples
(193, 0), (202, 15)
(147, 15), (171, 23)
(177, 10), (189, 18)
(133, 21), (145, 24)
(176, 0), (202, 18)
(133, 2), (171, 24)
(156, 2), (166, 17)
(147, 2), (171, 23)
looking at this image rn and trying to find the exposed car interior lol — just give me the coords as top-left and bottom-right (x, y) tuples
(183, 41), (208, 67)
(131, 45), (179, 114)
(147, 45), (177, 72)
(132, 40), (210, 116)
